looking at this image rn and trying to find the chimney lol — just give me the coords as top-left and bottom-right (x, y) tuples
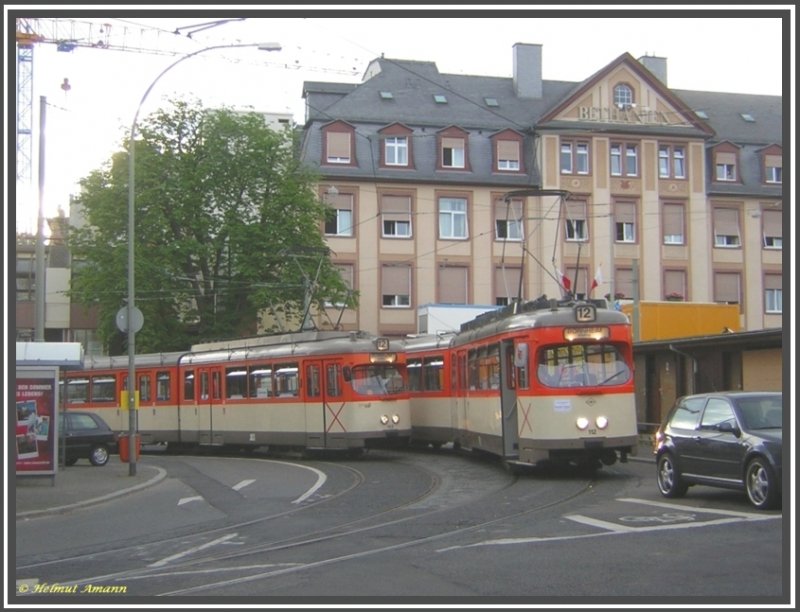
(638, 54), (668, 85)
(513, 43), (542, 99)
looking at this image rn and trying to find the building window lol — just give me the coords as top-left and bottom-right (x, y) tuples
(382, 264), (411, 308)
(658, 145), (686, 179)
(762, 209), (782, 249)
(713, 207), (741, 248)
(662, 202), (685, 245)
(714, 151), (737, 182)
(613, 84), (634, 108)
(560, 140), (590, 175)
(496, 266), (523, 305)
(384, 136), (408, 166)
(614, 201), (636, 243)
(664, 269), (687, 301)
(495, 198), (523, 241)
(714, 271), (741, 306)
(438, 265), (469, 304)
(764, 153), (782, 184)
(324, 192), (354, 237)
(615, 268), (633, 299)
(324, 263), (354, 308)
(764, 274), (782, 313)
(439, 197), (468, 239)
(496, 139), (521, 171)
(564, 200), (588, 242)
(610, 143), (638, 177)
(441, 137), (465, 169)
(381, 195), (412, 238)
(324, 128), (354, 165)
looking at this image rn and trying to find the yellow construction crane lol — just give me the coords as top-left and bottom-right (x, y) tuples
(15, 17), (187, 182)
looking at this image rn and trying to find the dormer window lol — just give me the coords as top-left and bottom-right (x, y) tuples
(492, 130), (524, 173)
(437, 127), (470, 171)
(613, 84), (634, 109)
(379, 123), (414, 169)
(322, 121), (356, 166)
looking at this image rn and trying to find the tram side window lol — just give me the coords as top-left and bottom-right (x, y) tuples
(249, 365), (273, 398)
(423, 356), (444, 391)
(156, 371), (171, 401)
(468, 345), (500, 390)
(91, 376), (116, 402)
(513, 342), (529, 390)
(139, 375), (151, 402)
(226, 367), (248, 399)
(306, 365), (321, 398)
(68, 377), (89, 403)
(407, 358), (423, 391)
(183, 370), (195, 401)
(275, 363), (299, 397)
(327, 364), (342, 397)
(212, 371), (221, 400)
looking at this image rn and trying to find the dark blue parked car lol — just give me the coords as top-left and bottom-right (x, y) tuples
(654, 391), (782, 510)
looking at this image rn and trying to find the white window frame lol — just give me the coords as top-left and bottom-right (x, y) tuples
(385, 136), (408, 166)
(442, 139), (465, 169)
(611, 143), (638, 177)
(765, 288), (782, 313)
(565, 218), (587, 242)
(439, 197), (468, 239)
(496, 218), (522, 241)
(616, 221), (635, 243)
(715, 163), (736, 181)
(766, 166), (782, 184)
(613, 84), (633, 108)
(659, 145), (686, 179)
(325, 208), (353, 237)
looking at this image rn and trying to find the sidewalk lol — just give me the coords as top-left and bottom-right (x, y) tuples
(14, 457), (166, 519)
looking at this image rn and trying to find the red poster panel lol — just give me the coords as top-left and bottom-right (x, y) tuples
(15, 375), (57, 474)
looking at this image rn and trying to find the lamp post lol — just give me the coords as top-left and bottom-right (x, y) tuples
(125, 42), (281, 476)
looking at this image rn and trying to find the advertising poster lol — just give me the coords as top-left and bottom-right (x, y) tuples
(15, 374), (58, 474)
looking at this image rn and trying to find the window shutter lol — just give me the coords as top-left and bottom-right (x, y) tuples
(381, 196), (411, 221)
(714, 272), (740, 303)
(382, 265), (409, 294)
(494, 198), (522, 220)
(615, 201), (635, 223)
(495, 266), (522, 301)
(497, 140), (519, 161)
(764, 274), (781, 290)
(762, 210), (781, 237)
(764, 154), (782, 168)
(439, 266), (468, 304)
(715, 151), (736, 165)
(327, 131), (350, 159)
(442, 137), (463, 150)
(714, 208), (739, 235)
(663, 203), (684, 236)
(664, 270), (685, 295)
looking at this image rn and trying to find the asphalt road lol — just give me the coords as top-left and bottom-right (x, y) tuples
(13, 447), (788, 605)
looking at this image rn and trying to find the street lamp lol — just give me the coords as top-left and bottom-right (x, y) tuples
(125, 41), (281, 476)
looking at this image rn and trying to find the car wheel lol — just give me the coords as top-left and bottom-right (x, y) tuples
(89, 444), (110, 466)
(657, 452), (688, 498)
(745, 457), (779, 510)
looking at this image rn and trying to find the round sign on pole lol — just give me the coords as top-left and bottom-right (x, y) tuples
(116, 306), (144, 333)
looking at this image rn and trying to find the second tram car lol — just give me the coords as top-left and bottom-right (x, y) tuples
(62, 331), (410, 454)
(405, 296), (639, 469)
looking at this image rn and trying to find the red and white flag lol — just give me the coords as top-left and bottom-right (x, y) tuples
(560, 270), (572, 291)
(590, 265), (602, 294)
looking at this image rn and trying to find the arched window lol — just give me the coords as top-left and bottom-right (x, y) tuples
(613, 84), (633, 109)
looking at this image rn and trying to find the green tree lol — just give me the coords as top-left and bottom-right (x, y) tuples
(68, 98), (355, 354)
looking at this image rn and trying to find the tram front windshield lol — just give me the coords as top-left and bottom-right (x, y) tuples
(350, 364), (406, 395)
(537, 343), (631, 388)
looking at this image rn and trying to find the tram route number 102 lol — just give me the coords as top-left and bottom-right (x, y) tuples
(574, 304), (596, 322)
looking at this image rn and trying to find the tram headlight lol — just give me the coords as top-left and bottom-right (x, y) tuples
(576, 417), (590, 430)
(380, 415), (390, 425)
(391, 414), (400, 424)
(596, 416), (609, 430)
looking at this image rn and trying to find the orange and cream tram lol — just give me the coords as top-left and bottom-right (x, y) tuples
(61, 331), (410, 454)
(405, 297), (638, 469)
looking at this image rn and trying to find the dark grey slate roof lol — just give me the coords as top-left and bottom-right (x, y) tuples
(301, 56), (782, 194)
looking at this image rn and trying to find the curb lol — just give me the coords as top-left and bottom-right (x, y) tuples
(16, 465), (167, 519)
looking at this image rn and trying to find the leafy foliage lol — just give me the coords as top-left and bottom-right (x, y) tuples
(68, 98), (354, 354)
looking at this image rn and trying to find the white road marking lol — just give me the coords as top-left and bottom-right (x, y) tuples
(232, 479), (256, 491)
(291, 464), (327, 504)
(148, 533), (239, 568)
(177, 496), (203, 506)
(437, 498), (780, 552)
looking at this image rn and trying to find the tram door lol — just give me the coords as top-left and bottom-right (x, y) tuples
(500, 340), (520, 458)
(304, 360), (346, 449)
(196, 367), (221, 445)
